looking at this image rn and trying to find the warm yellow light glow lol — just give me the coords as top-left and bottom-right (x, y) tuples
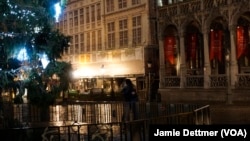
(176, 57), (180, 75)
(73, 64), (131, 78)
(72, 60), (143, 79)
(73, 68), (95, 78)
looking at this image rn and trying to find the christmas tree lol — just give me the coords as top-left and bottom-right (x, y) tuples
(0, 0), (72, 105)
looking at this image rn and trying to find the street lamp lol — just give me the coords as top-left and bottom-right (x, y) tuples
(226, 50), (232, 104)
(147, 60), (152, 102)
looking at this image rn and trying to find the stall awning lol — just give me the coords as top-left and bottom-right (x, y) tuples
(72, 60), (144, 78)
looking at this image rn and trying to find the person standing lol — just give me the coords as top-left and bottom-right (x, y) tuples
(121, 79), (138, 121)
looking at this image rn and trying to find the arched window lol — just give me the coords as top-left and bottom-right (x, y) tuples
(237, 25), (250, 73)
(209, 29), (226, 74)
(164, 36), (177, 75)
(185, 24), (204, 75)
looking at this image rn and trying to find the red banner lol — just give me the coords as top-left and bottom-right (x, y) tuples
(237, 26), (249, 59)
(209, 30), (222, 61)
(187, 33), (197, 61)
(164, 36), (176, 64)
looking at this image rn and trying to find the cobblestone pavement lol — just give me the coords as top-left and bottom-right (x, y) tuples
(207, 102), (250, 124)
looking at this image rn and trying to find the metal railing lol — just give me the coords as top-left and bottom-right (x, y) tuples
(193, 105), (211, 125)
(0, 102), (209, 128)
(0, 103), (210, 141)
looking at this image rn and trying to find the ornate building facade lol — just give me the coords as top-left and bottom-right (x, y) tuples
(55, 0), (158, 99)
(158, 0), (250, 103)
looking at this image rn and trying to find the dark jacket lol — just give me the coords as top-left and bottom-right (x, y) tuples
(121, 85), (138, 102)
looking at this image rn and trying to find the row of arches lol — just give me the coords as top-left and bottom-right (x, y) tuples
(162, 11), (250, 77)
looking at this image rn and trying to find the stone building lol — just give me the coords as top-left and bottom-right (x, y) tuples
(157, 0), (250, 103)
(55, 0), (159, 100)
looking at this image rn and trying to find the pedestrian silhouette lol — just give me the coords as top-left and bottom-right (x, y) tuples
(121, 79), (138, 121)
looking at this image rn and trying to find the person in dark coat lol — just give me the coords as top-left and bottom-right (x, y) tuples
(121, 79), (138, 121)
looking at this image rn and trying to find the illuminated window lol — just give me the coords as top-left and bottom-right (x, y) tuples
(86, 7), (90, 23)
(63, 13), (67, 33)
(132, 0), (141, 5)
(97, 3), (101, 21)
(92, 31), (96, 51)
(91, 5), (95, 22)
(118, 0), (127, 9)
(69, 11), (73, 33)
(87, 32), (90, 52)
(119, 19), (128, 47)
(80, 8), (84, 25)
(97, 30), (102, 51)
(107, 0), (114, 12)
(132, 16), (142, 45)
(80, 33), (84, 53)
(107, 22), (115, 49)
(236, 25), (250, 73)
(74, 10), (78, 26)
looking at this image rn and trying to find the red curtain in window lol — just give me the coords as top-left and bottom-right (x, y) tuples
(164, 36), (176, 65)
(237, 26), (249, 59)
(187, 33), (197, 61)
(209, 30), (222, 62)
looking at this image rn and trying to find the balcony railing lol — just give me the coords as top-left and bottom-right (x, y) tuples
(163, 74), (250, 89)
(164, 76), (181, 87)
(236, 74), (250, 88)
(186, 75), (204, 87)
(210, 74), (227, 88)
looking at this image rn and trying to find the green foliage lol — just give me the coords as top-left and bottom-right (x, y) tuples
(0, 0), (69, 59)
(25, 69), (46, 105)
(44, 61), (73, 92)
(0, 71), (11, 89)
(0, 0), (72, 107)
(34, 26), (71, 61)
(24, 60), (72, 106)
(27, 86), (56, 106)
(0, 0), (51, 33)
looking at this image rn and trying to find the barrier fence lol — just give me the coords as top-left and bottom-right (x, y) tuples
(0, 102), (210, 141)
(1, 102), (206, 125)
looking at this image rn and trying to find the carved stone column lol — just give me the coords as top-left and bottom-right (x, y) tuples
(202, 28), (211, 88)
(229, 25), (238, 88)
